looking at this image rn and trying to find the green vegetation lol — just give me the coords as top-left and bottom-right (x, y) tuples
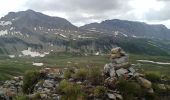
(0, 52), (170, 81)
(145, 73), (161, 83)
(93, 86), (107, 98)
(88, 67), (103, 85)
(15, 94), (28, 100)
(58, 80), (85, 100)
(116, 80), (142, 100)
(74, 68), (88, 81)
(22, 70), (42, 94)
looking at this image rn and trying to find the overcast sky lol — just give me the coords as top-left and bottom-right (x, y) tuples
(1, 0), (170, 28)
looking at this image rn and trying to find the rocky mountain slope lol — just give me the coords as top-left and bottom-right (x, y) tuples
(0, 10), (170, 56)
(81, 19), (170, 40)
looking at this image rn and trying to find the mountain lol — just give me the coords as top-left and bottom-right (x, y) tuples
(81, 19), (170, 40)
(0, 10), (170, 56)
(0, 10), (84, 55)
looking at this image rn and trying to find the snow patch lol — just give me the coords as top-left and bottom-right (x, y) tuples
(0, 30), (8, 36)
(114, 31), (119, 36)
(59, 34), (67, 38)
(121, 33), (128, 37)
(95, 52), (100, 55)
(137, 60), (170, 65)
(0, 21), (12, 26)
(32, 62), (44, 66)
(22, 47), (49, 57)
(132, 35), (137, 38)
(9, 55), (15, 58)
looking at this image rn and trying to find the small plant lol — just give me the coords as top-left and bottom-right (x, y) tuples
(93, 86), (106, 98)
(15, 94), (28, 100)
(58, 80), (85, 100)
(22, 70), (42, 94)
(75, 68), (88, 81)
(116, 80), (141, 99)
(64, 70), (72, 79)
(88, 67), (103, 85)
(145, 73), (161, 83)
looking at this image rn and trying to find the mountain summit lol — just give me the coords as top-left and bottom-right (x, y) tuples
(81, 19), (170, 40)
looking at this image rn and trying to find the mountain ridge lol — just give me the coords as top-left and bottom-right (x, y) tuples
(0, 9), (170, 56)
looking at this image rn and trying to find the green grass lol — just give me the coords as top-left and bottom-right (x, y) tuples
(0, 52), (170, 80)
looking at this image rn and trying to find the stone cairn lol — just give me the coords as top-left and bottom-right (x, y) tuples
(104, 47), (154, 97)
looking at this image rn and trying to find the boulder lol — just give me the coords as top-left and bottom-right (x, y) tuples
(114, 93), (123, 100)
(43, 80), (55, 88)
(107, 93), (116, 100)
(137, 77), (152, 89)
(104, 63), (116, 77)
(158, 84), (166, 90)
(113, 56), (128, 64)
(116, 68), (128, 77)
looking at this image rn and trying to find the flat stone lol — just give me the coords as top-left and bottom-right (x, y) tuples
(114, 93), (123, 100)
(137, 77), (152, 89)
(116, 68), (128, 77)
(107, 93), (116, 100)
(129, 67), (136, 73)
(43, 80), (54, 88)
(109, 67), (116, 77)
(114, 56), (128, 64)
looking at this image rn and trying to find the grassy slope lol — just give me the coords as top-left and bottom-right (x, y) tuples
(0, 53), (170, 80)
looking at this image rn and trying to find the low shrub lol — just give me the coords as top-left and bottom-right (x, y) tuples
(145, 73), (161, 83)
(116, 80), (141, 99)
(22, 70), (42, 94)
(58, 80), (85, 100)
(93, 86), (106, 98)
(88, 67), (103, 85)
(74, 68), (88, 81)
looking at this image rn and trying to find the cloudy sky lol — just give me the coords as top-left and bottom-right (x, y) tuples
(1, 0), (170, 28)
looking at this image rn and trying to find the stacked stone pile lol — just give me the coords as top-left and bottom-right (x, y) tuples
(104, 47), (154, 99)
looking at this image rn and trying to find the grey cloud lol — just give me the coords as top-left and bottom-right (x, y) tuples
(144, 1), (170, 21)
(24, 0), (170, 27)
(25, 0), (132, 25)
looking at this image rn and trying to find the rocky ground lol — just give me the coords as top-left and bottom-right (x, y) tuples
(0, 47), (170, 100)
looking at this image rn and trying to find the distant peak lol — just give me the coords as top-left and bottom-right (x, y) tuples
(26, 9), (36, 12)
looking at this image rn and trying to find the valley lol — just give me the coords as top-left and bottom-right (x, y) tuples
(0, 52), (170, 81)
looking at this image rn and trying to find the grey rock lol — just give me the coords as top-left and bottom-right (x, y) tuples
(137, 77), (152, 89)
(43, 80), (54, 88)
(109, 67), (116, 77)
(107, 93), (116, 100)
(114, 93), (123, 100)
(129, 67), (136, 73)
(114, 56), (128, 64)
(116, 68), (128, 77)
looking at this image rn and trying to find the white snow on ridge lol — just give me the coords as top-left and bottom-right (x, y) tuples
(132, 35), (137, 38)
(137, 60), (170, 65)
(114, 31), (119, 36)
(78, 35), (93, 39)
(32, 62), (44, 66)
(22, 47), (49, 57)
(9, 55), (15, 58)
(0, 30), (8, 36)
(59, 34), (67, 38)
(0, 21), (12, 26)
(121, 33), (128, 37)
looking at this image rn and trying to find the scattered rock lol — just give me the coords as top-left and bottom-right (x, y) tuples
(107, 93), (116, 100)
